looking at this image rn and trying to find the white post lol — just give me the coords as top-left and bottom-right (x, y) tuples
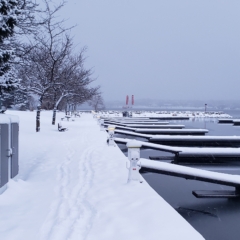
(107, 125), (116, 146)
(127, 140), (142, 183)
(100, 119), (105, 131)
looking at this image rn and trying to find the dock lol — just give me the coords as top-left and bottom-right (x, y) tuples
(134, 128), (208, 135)
(104, 121), (169, 126)
(149, 116), (190, 120)
(114, 137), (181, 154)
(115, 137), (240, 163)
(104, 124), (135, 131)
(104, 124), (187, 132)
(218, 119), (234, 123)
(113, 129), (240, 147)
(139, 159), (240, 198)
(233, 120), (240, 126)
(123, 124), (185, 129)
(114, 129), (153, 139)
(105, 123), (208, 135)
(149, 135), (240, 147)
(218, 119), (240, 125)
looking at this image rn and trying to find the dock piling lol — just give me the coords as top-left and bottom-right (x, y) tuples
(107, 125), (116, 146)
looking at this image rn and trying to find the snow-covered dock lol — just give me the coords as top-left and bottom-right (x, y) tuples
(104, 123), (135, 131)
(114, 129), (154, 139)
(218, 119), (234, 123)
(115, 137), (240, 162)
(139, 159), (240, 198)
(105, 120), (170, 125)
(233, 120), (240, 126)
(104, 123), (186, 131)
(149, 116), (190, 120)
(135, 128), (208, 135)
(115, 137), (181, 154)
(104, 122), (207, 135)
(149, 135), (240, 147)
(105, 120), (163, 124)
(218, 119), (240, 125)
(0, 111), (204, 240)
(121, 124), (185, 129)
(113, 130), (240, 147)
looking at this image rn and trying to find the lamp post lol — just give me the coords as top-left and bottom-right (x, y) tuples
(205, 104), (207, 113)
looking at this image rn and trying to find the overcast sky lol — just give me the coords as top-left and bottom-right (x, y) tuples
(57, 0), (240, 102)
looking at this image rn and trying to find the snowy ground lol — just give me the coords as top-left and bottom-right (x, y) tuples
(0, 110), (204, 240)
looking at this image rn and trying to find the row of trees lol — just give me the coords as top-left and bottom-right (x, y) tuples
(0, 0), (104, 131)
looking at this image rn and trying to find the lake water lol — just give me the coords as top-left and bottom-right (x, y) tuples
(116, 110), (240, 240)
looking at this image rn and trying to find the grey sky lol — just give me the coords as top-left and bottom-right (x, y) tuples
(60, 0), (240, 102)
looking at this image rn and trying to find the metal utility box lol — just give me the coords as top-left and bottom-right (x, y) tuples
(11, 117), (19, 178)
(0, 114), (19, 188)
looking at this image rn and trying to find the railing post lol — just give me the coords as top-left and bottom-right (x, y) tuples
(107, 125), (116, 146)
(127, 140), (142, 183)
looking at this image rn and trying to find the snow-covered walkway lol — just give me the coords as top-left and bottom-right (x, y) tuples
(0, 111), (204, 240)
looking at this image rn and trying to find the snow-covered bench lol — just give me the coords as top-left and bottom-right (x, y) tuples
(58, 122), (67, 132)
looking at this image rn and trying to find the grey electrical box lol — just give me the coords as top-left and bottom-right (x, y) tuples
(10, 117), (19, 178)
(0, 114), (19, 188)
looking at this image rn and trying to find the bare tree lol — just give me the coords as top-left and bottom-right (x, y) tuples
(50, 50), (99, 123)
(19, 0), (101, 130)
(88, 94), (105, 111)
(19, 0), (74, 131)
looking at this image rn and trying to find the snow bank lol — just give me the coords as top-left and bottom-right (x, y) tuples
(0, 110), (204, 240)
(0, 114), (19, 124)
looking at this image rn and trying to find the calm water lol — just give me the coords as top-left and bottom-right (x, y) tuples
(116, 110), (240, 240)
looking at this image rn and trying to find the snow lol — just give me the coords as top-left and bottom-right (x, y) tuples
(0, 114), (11, 124)
(0, 110), (204, 240)
(0, 114), (19, 124)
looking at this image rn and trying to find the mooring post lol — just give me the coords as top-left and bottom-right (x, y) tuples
(107, 125), (116, 146)
(100, 119), (105, 131)
(127, 140), (142, 183)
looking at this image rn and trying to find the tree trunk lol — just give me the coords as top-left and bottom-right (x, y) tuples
(52, 106), (57, 125)
(36, 105), (41, 132)
(0, 95), (2, 111)
(36, 98), (42, 132)
(52, 92), (57, 125)
(65, 104), (67, 115)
